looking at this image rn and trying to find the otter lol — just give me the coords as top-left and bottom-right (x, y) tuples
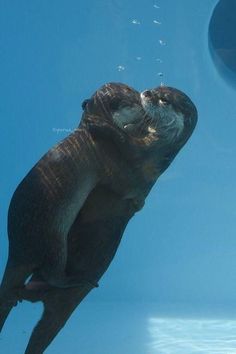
(0, 82), (197, 354)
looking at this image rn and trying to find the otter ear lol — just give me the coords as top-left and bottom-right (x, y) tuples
(81, 99), (90, 111)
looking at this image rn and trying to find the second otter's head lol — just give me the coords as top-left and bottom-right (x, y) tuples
(81, 82), (197, 151)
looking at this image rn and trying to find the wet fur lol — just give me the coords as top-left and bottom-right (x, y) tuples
(0, 82), (197, 354)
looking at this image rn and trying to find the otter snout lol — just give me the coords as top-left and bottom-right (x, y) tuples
(141, 90), (153, 98)
(141, 89), (168, 108)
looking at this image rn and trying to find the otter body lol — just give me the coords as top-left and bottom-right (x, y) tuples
(0, 82), (197, 354)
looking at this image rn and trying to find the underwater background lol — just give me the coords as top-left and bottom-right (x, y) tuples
(1, 0), (236, 353)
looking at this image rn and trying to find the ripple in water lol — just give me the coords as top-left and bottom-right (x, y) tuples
(148, 317), (236, 354)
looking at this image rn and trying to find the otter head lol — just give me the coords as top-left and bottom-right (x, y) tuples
(139, 86), (198, 148)
(81, 82), (143, 129)
(81, 83), (197, 156)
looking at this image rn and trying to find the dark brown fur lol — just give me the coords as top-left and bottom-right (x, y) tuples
(0, 82), (197, 353)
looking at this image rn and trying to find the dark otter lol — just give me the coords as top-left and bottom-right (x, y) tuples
(0, 82), (197, 354)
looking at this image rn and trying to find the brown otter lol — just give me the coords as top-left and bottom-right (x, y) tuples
(0, 82), (197, 354)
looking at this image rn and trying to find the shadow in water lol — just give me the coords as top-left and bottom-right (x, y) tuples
(148, 317), (236, 354)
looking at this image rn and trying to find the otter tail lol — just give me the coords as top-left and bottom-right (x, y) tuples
(0, 304), (15, 332)
(0, 261), (32, 332)
(24, 284), (92, 354)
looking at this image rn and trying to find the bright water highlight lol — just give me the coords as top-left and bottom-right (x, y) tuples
(148, 317), (236, 354)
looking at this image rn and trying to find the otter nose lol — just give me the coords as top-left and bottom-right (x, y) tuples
(142, 90), (152, 98)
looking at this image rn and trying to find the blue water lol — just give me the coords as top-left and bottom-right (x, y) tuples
(1, 0), (236, 353)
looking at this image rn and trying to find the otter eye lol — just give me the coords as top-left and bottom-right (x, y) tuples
(159, 98), (169, 105)
(158, 93), (171, 105)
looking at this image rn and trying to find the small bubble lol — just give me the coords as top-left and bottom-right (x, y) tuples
(157, 72), (164, 77)
(160, 82), (165, 87)
(154, 5), (160, 9)
(159, 39), (166, 46)
(136, 56), (142, 61)
(156, 58), (163, 63)
(131, 19), (141, 25)
(117, 65), (125, 72)
(153, 20), (161, 25)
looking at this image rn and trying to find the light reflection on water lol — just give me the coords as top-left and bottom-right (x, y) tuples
(148, 317), (236, 354)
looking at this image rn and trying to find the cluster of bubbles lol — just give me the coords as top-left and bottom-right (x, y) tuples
(117, 65), (125, 72)
(117, 3), (165, 85)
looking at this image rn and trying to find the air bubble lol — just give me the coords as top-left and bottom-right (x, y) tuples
(153, 20), (161, 25)
(154, 5), (160, 9)
(131, 19), (141, 25)
(136, 56), (142, 61)
(159, 39), (166, 46)
(117, 65), (125, 72)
